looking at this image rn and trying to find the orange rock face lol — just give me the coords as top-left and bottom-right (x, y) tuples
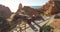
(40, 0), (60, 15)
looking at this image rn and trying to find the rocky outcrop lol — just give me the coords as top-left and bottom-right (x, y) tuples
(0, 5), (11, 18)
(40, 0), (60, 15)
(22, 6), (40, 16)
(16, 3), (43, 17)
(16, 3), (22, 13)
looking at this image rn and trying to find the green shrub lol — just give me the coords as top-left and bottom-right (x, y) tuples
(0, 16), (10, 28)
(43, 25), (53, 32)
(54, 14), (60, 19)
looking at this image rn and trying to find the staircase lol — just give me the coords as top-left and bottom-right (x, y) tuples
(9, 15), (55, 32)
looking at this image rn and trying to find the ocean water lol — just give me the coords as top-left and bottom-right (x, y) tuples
(30, 6), (41, 9)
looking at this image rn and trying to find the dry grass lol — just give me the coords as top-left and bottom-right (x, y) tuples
(50, 19), (60, 32)
(50, 19), (60, 28)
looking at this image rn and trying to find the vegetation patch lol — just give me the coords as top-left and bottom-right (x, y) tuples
(54, 13), (60, 19)
(40, 25), (53, 32)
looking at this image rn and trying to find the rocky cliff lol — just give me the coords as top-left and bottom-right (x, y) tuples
(0, 5), (11, 18)
(40, 0), (60, 15)
(16, 3), (43, 17)
(22, 6), (42, 16)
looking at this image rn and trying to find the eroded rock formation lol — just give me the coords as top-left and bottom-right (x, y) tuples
(16, 4), (43, 17)
(22, 6), (42, 16)
(40, 0), (60, 15)
(0, 5), (11, 18)
(16, 3), (22, 13)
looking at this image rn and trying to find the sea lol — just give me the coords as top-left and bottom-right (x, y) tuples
(30, 6), (41, 9)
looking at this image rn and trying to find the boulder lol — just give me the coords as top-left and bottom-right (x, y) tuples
(0, 5), (11, 18)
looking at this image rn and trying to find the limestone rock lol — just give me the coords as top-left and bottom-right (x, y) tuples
(0, 5), (11, 18)
(22, 6), (40, 16)
(16, 3), (22, 13)
(16, 3), (43, 16)
(40, 0), (60, 15)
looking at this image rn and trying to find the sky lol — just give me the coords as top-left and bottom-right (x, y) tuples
(0, 0), (49, 12)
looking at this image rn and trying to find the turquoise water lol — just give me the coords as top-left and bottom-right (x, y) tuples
(30, 6), (41, 9)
